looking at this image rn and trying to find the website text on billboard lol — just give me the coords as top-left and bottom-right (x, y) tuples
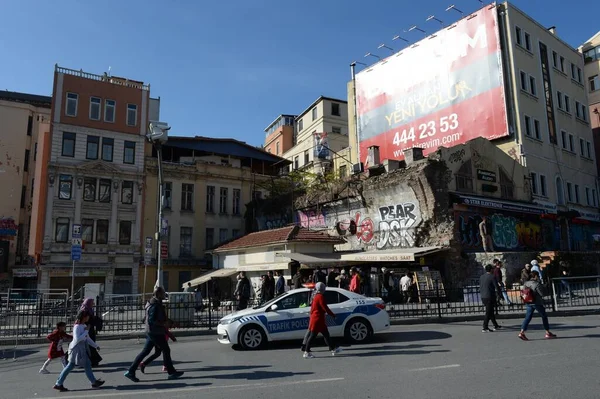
(355, 4), (508, 163)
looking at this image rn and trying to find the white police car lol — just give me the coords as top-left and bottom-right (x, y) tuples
(217, 287), (390, 350)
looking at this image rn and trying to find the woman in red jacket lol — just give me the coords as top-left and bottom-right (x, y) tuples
(302, 282), (342, 359)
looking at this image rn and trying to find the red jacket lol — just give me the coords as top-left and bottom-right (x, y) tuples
(350, 274), (361, 293)
(308, 293), (335, 333)
(46, 330), (72, 359)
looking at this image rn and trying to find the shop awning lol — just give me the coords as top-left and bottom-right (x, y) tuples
(340, 247), (446, 262)
(236, 263), (290, 272)
(275, 252), (343, 264)
(183, 268), (238, 289)
(453, 194), (546, 215)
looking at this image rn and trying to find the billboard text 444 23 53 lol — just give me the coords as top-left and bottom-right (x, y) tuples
(355, 4), (508, 164)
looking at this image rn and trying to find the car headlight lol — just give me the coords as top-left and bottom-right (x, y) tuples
(219, 316), (242, 325)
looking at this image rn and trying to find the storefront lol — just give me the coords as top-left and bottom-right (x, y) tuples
(11, 268), (38, 290)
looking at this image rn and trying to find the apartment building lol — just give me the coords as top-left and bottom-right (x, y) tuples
(141, 136), (288, 293)
(580, 32), (600, 175)
(30, 65), (160, 295)
(0, 91), (51, 290)
(281, 96), (349, 176)
(263, 114), (295, 156)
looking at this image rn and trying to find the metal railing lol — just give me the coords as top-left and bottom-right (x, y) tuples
(55, 65), (150, 91)
(551, 275), (600, 310)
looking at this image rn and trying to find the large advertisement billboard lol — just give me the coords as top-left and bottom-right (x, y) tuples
(355, 4), (508, 164)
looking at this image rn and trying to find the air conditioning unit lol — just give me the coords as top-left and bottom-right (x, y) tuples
(352, 163), (364, 174)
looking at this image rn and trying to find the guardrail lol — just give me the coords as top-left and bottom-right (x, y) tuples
(551, 275), (600, 310)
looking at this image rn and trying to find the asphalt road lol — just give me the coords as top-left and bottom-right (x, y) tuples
(1, 315), (600, 399)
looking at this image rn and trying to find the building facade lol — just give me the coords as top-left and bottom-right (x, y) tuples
(30, 65), (159, 296)
(263, 115), (295, 157)
(141, 136), (288, 293)
(0, 91), (51, 290)
(580, 32), (600, 175)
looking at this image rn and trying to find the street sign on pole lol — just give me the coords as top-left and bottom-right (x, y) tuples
(71, 225), (82, 261)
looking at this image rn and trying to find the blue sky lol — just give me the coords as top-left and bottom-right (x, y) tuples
(1, 1), (597, 146)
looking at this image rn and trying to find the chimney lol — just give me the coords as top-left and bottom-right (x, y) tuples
(548, 26), (556, 35)
(368, 145), (380, 166)
(403, 147), (424, 165)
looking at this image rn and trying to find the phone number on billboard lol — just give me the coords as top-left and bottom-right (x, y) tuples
(392, 113), (459, 146)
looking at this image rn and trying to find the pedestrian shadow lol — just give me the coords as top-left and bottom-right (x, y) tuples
(95, 360), (203, 373)
(112, 379), (212, 391)
(343, 349), (450, 358)
(374, 331), (452, 343)
(542, 333), (600, 340)
(342, 343), (441, 352)
(197, 370), (313, 380)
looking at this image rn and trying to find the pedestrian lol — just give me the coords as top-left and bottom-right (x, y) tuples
(313, 268), (326, 285)
(327, 269), (339, 288)
(39, 321), (72, 374)
(124, 287), (184, 382)
(267, 271), (276, 300)
(194, 287), (203, 312)
(53, 311), (105, 392)
(301, 282), (342, 358)
(520, 263), (532, 284)
(493, 259), (513, 305)
(530, 260), (543, 281)
(558, 261), (571, 298)
(80, 297), (103, 367)
(139, 326), (177, 374)
(275, 270), (286, 297)
(184, 282), (194, 293)
(480, 264), (502, 332)
(479, 216), (494, 252)
(293, 270), (303, 289)
(234, 271), (251, 310)
(349, 267), (362, 294)
(336, 270), (349, 290)
(400, 272), (412, 303)
(518, 270), (557, 341)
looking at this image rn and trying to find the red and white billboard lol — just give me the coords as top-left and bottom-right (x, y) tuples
(355, 4), (508, 164)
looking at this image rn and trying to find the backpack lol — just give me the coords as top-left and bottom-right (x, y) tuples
(520, 286), (535, 303)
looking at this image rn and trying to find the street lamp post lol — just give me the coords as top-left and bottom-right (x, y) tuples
(147, 121), (170, 290)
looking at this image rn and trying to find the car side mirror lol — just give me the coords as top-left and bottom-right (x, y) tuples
(269, 304), (278, 312)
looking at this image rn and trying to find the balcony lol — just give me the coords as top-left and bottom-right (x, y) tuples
(55, 65), (150, 91)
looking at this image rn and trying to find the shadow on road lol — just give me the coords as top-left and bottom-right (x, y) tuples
(196, 370), (313, 380)
(113, 379), (212, 391)
(374, 330), (452, 343)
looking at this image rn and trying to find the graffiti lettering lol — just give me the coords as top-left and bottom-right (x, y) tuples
(448, 148), (465, 164)
(457, 214), (482, 248)
(0, 217), (17, 236)
(491, 214), (518, 249)
(376, 203), (418, 249)
(298, 210), (327, 228)
(265, 219), (287, 230)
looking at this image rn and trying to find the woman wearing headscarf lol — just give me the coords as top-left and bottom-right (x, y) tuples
(80, 298), (103, 367)
(301, 282), (342, 359)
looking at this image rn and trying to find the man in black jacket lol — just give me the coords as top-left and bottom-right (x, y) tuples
(480, 264), (502, 332)
(124, 287), (183, 382)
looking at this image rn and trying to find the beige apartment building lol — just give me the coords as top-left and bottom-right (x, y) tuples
(580, 31), (600, 174)
(281, 96), (349, 176)
(0, 91), (51, 290)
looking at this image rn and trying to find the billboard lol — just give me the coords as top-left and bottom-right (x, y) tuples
(355, 4), (508, 163)
(314, 132), (330, 159)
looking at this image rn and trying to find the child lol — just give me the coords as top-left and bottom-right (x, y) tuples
(139, 326), (176, 373)
(53, 311), (105, 392)
(39, 321), (72, 374)
(301, 282), (342, 359)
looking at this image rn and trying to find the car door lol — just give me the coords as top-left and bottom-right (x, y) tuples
(323, 290), (352, 336)
(263, 291), (311, 340)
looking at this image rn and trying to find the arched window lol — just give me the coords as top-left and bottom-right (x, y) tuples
(456, 160), (473, 192)
(499, 167), (514, 199)
(556, 176), (565, 205)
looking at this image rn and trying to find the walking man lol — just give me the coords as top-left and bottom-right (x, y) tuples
(519, 270), (557, 340)
(234, 272), (251, 310)
(493, 259), (513, 305)
(480, 264), (502, 332)
(479, 216), (494, 252)
(124, 287), (183, 382)
(275, 271), (286, 297)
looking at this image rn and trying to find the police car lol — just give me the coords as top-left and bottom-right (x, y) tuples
(217, 287), (390, 350)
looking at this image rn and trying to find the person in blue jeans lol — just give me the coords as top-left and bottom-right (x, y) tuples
(53, 311), (105, 392)
(518, 270), (557, 341)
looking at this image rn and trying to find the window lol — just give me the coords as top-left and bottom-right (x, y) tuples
(27, 116), (33, 136)
(104, 99), (115, 122)
(540, 175), (547, 196)
(312, 107), (317, 121)
(20, 185), (26, 208)
(568, 134), (574, 152)
(524, 32), (531, 51)
(219, 228), (228, 243)
(123, 141), (135, 164)
(520, 71), (528, 91)
(23, 150), (30, 172)
(276, 141), (280, 155)
(524, 115), (532, 136)
(83, 177), (97, 201)
(232, 229), (240, 238)
(276, 291), (311, 310)
(559, 56), (565, 72)
(233, 189), (241, 215)
(529, 76), (537, 96)
(121, 181), (133, 204)
(576, 101), (587, 121)
(253, 190), (262, 200)
(294, 156), (299, 170)
(557, 91), (563, 109)
(594, 189), (598, 207)
(206, 185), (215, 212)
(580, 138), (586, 156)
(34, 142), (37, 161)
(66, 93), (78, 117)
(180, 227), (193, 257)
(298, 118), (303, 132)
(59, 175), (72, 200)
(102, 137), (114, 161)
(586, 187), (592, 206)
(571, 64), (583, 84)
(590, 75), (600, 92)
(331, 103), (341, 116)
(575, 184), (580, 204)
(126, 104), (137, 126)
(552, 51), (558, 68)
(31, 178), (34, 197)
(205, 228), (214, 249)
(98, 179), (111, 203)
(561, 130), (568, 149)
(61, 132), (75, 157)
(89, 97), (101, 120)
(533, 119), (541, 140)
(178, 271), (191, 290)
(324, 291), (349, 305)
(331, 126), (342, 134)
(118, 221), (132, 245)
(219, 187), (228, 214)
(304, 150), (309, 165)
(531, 172), (538, 195)
(566, 182), (573, 202)
(86, 135), (99, 159)
(96, 220), (109, 244)
(181, 183), (194, 211)
(164, 182), (172, 209)
(82, 219), (94, 243)
(55, 218), (69, 242)
(515, 26), (522, 46)
(339, 164), (347, 178)
(587, 141), (593, 159)
(564, 95), (571, 113)
(556, 177), (565, 205)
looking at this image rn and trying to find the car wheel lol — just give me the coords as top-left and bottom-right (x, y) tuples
(344, 318), (372, 344)
(238, 325), (266, 350)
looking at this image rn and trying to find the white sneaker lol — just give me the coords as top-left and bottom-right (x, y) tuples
(303, 352), (315, 359)
(331, 347), (342, 356)
(39, 369), (49, 374)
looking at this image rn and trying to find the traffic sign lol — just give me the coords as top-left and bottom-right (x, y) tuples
(72, 224), (82, 239)
(160, 242), (168, 259)
(144, 237), (153, 264)
(71, 245), (82, 261)
(71, 224), (82, 261)
(72, 238), (82, 246)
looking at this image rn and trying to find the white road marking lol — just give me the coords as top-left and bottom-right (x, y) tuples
(409, 364), (460, 371)
(32, 377), (346, 399)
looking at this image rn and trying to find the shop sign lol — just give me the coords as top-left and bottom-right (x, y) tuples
(458, 195), (545, 215)
(477, 169), (496, 182)
(341, 253), (414, 262)
(12, 268), (37, 278)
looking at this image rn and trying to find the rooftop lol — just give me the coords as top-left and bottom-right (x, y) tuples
(212, 225), (345, 252)
(296, 96), (348, 121)
(0, 90), (51, 108)
(55, 64), (149, 91)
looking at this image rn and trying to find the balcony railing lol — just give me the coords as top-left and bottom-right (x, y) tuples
(55, 64), (150, 91)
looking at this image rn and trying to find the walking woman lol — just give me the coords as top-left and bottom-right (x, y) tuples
(80, 298), (103, 367)
(301, 282), (342, 359)
(53, 311), (105, 392)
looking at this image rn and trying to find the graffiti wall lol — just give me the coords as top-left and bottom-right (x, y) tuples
(455, 210), (556, 252)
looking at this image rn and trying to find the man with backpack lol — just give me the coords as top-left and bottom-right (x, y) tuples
(480, 264), (502, 332)
(519, 270), (557, 341)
